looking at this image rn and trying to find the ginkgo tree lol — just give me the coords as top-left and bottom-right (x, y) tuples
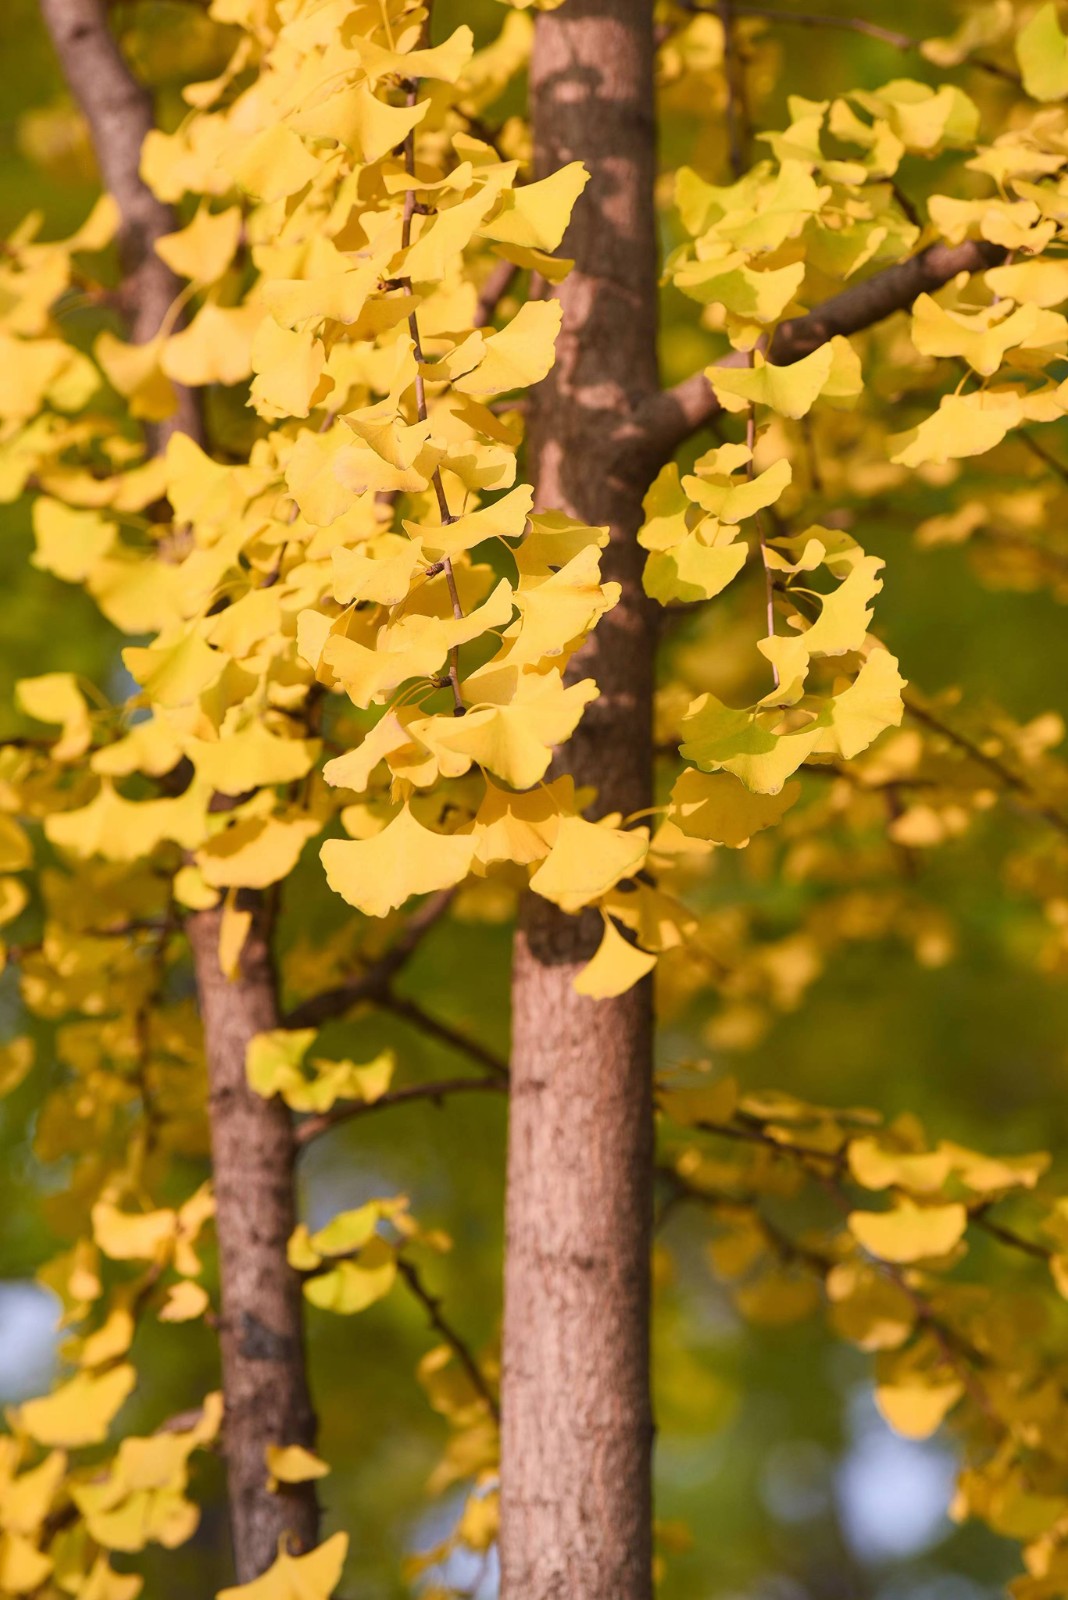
(7, 0), (1068, 1597)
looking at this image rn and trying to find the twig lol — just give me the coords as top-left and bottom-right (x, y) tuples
(678, 2), (1020, 83)
(402, 78), (465, 717)
(295, 1075), (506, 1147)
(381, 991), (509, 1081)
(474, 259), (520, 330)
(745, 402), (779, 688)
(718, 0), (748, 180)
(904, 694), (1068, 841)
(285, 889), (454, 1029)
(397, 1257), (500, 1422)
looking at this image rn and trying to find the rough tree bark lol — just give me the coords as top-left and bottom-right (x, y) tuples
(38, 0), (319, 1579)
(188, 899), (320, 1579)
(499, 5), (660, 1598)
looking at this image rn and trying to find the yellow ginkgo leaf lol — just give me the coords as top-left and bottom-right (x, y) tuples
(419, 672), (598, 790)
(480, 162), (589, 252)
(890, 389), (1023, 467)
(848, 1200), (967, 1264)
(875, 1376), (963, 1440)
(708, 336), (861, 418)
(0, 1531), (52, 1593)
(184, 726), (319, 793)
(16, 672), (92, 761)
(78, 1308), (135, 1369)
(92, 1200), (177, 1262)
(0, 816), (31, 873)
(659, 1078), (738, 1127)
(1016, 3), (1068, 102)
(321, 806), (476, 918)
(32, 497), (117, 583)
(158, 1282), (210, 1324)
(472, 776), (571, 865)
(674, 255), (805, 321)
(985, 257), (1068, 308)
(679, 696), (823, 795)
(199, 815), (323, 891)
(250, 321), (331, 420)
(848, 1138), (952, 1194)
(80, 1556), (144, 1600)
(572, 915), (657, 999)
(1, 1450), (66, 1536)
(155, 204), (242, 283)
(529, 816), (649, 914)
(670, 770), (801, 847)
(16, 1365), (136, 1448)
(643, 532), (748, 605)
(303, 1237), (397, 1315)
(265, 1445), (330, 1492)
(217, 1531), (348, 1600)
(227, 124), (320, 200)
(331, 536), (425, 607)
(161, 301), (261, 387)
(683, 456), (792, 524)
(454, 300), (563, 395)
(0, 1038), (34, 1098)
(404, 483), (534, 557)
(123, 631), (224, 708)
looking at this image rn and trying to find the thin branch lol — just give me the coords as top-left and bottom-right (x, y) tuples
(746, 402), (779, 688)
(677, 2), (1020, 83)
(973, 1211), (1054, 1264)
(474, 259), (520, 330)
(295, 1075), (506, 1147)
(904, 694), (1068, 841)
(718, 0), (748, 180)
(285, 889), (454, 1030)
(381, 991), (510, 1081)
(402, 77), (465, 716)
(397, 1258), (500, 1422)
(637, 239), (1006, 469)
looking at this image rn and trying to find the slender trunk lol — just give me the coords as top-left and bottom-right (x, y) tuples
(38, 0), (201, 441)
(188, 901), (319, 1579)
(500, 5), (660, 1597)
(38, 1), (319, 1577)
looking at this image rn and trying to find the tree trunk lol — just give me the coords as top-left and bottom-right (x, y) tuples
(188, 902), (320, 1580)
(38, 1), (319, 1578)
(499, 4), (660, 1597)
(38, 0), (201, 441)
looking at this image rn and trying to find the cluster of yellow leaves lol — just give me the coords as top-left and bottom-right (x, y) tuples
(660, 1069), (1068, 1592)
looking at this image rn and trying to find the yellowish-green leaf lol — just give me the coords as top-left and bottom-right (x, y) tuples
(16, 1365), (136, 1447)
(1017, 3), (1068, 101)
(848, 1200), (967, 1264)
(321, 806), (475, 918)
(529, 816), (649, 913)
(217, 1532), (348, 1600)
(572, 915), (657, 999)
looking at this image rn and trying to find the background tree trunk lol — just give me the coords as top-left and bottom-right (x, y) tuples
(187, 902), (320, 1579)
(499, 4), (660, 1597)
(38, 0), (319, 1577)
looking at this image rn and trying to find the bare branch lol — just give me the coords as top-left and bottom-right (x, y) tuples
(903, 694), (1068, 841)
(474, 259), (520, 329)
(675, 2), (1020, 82)
(381, 992), (510, 1081)
(285, 889), (454, 1030)
(295, 1075), (506, 1147)
(636, 238), (1006, 469)
(397, 1258), (500, 1422)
